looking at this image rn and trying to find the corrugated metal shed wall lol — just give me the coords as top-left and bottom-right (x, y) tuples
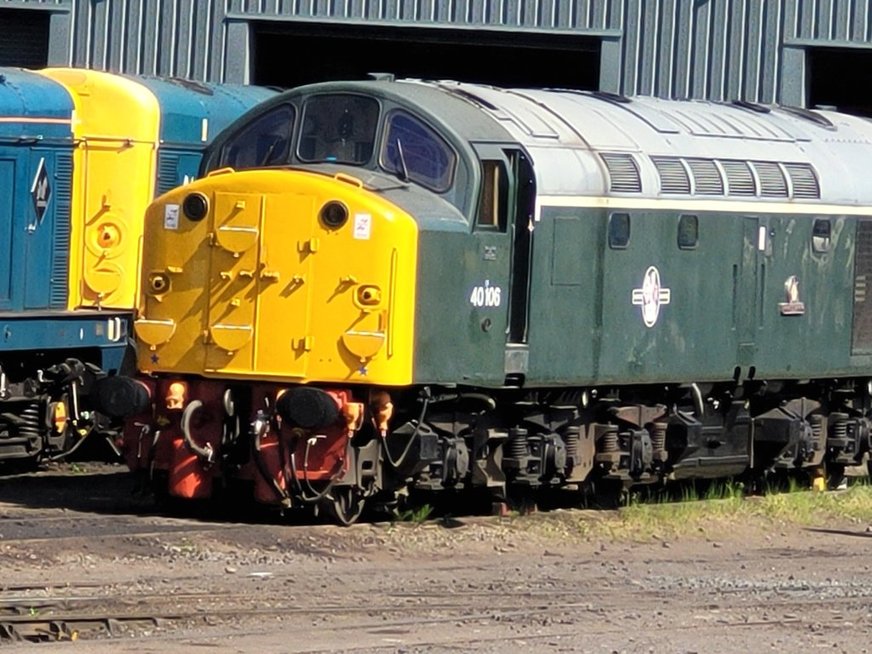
(5, 0), (872, 104)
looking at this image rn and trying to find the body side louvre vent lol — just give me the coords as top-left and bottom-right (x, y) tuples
(157, 153), (181, 196)
(720, 160), (757, 196)
(51, 153), (73, 309)
(752, 161), (789, 197)
(600, 152), (642, 193)
(853, 220), (872, 353)
(686, 158), (724, 195)
(652, 156), (690, 194)
(783, 163), (821, 199)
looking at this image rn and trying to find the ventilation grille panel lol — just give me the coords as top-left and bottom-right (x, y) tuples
(783, 163), (821, 199)
(686, 158), (724, 195)
(853, 220), (872, 353)
(720, 160), (757, 196)
(600, 153), (642, 193)
(157, 153), (181, 196)
(753, 161), (789, 197)
(50, 153), (72, 309)
(652, 156), (690, 194)
(606, 153), (821, 200)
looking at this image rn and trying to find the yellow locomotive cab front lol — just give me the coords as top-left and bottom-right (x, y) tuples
(136, 169), (418, 386)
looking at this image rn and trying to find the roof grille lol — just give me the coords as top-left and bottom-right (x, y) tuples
(641, 155), (820, 200)
(721, 160), (757, 196)
(652, 156), (690, 194)
(686, 158), (724, 195)
(783, 163), (821, 199)
(753, 161), (789, 197)
(600, 153), (642, 193)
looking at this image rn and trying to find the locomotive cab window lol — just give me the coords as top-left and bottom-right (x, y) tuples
(298, 94), (379, 165)
(380, 111), (456, 192)
(608, 212), (631, 249)
(678, 214), (699, 249)
(218, 104), (295, 170)
(476, 160), (508, 231)
(812, 218), (831, 253)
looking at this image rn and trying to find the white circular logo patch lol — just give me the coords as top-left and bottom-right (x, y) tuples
(631, 266), (671, 328)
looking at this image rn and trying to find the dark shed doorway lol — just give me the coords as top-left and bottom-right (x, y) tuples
(807, 47), (872, 117)
(252, 23), (600, 90)
(0, 9), (50, 68)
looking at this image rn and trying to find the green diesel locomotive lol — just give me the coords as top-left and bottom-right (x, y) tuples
(100, 79), (872, 522)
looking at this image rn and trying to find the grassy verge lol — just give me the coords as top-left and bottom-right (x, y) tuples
(584, 483), (872, 542)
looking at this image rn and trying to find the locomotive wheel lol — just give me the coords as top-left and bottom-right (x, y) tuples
(324, 487), (366, 526)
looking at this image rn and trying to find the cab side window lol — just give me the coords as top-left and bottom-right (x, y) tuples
(218, 104), (295, 170)
(380, 111), (456, 191)
(812, 218), (831, 253)
(476, 160), (508, 231)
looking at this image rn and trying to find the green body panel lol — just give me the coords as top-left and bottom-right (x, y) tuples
(523, 211), (604, 384)
(527, 207), (861, 386)
(415, 202), (870, 387)
(413, 226), (512, 385)
(748, 213), (857, 377)
(411, 202), (868, 389)
(592, 209), (749, 384)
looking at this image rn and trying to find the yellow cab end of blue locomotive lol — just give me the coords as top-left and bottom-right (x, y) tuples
(39, 68), (161, 311)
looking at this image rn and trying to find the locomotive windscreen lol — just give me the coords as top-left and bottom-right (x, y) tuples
(381, 111), (456, 192)
(219, 104), (295, 170)
(298, 95), (379, 165)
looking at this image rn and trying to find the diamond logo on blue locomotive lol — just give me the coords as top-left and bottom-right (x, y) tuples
(31, 158), (51, 223)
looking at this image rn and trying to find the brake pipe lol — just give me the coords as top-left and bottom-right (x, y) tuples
(180, 400), (215, 464)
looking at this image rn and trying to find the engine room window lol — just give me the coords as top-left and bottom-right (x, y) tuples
(298, 94), (379, 165)
(380, 111), (456, 192)
(476, 160), (508, 231)
(219, 104), (295, 170)
(678, 214), (699, 249)
(812, 218), (831, 253)
(608, 213), (631, 249)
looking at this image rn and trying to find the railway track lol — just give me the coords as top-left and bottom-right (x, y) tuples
(0, 589), (598, 643)
(1, 466), (871, 650)
(1, 576), (869, 645)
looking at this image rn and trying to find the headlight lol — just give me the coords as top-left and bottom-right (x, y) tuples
(319, 201), (349, 229)
(182, 193), (209, 221)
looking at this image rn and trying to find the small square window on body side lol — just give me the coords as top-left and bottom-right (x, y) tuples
(608, 212), (630, 249)
(678, 214), (699, 249)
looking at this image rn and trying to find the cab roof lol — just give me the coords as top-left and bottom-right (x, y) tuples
(0, 68), (73, 140)
(132, 76), (277, 145)
(209, 78), (872, 206)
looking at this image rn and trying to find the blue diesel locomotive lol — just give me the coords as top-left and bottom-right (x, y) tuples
(0, 68), (272, 461)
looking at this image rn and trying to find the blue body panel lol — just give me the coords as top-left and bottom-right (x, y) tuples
(132, 77), (276, 192)
(0, 70), (74, 315)
(0, 311), (128, 365)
